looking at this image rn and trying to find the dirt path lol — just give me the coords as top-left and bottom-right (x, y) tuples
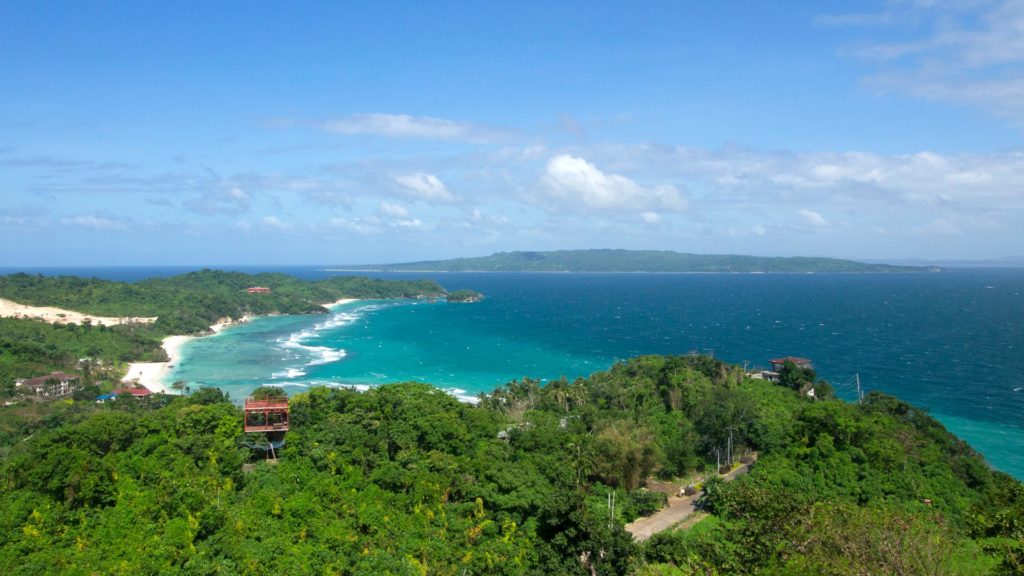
(625, 460), (754, 541)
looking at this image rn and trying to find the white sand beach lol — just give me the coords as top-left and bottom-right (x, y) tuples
(121, 315), (248, 393)
(121, 334), (194, 394)
(121, 301), (353, 394)
(0, 297), (157, 326)
(326, 298), (359, 308)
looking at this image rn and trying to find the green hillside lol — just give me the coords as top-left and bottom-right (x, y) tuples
(0, 270), (446, 336)
(0, 355), (1020, 574)
(346, 249), (938, 273)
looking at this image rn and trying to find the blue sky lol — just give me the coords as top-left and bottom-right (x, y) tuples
(2, 1), (1023, 265)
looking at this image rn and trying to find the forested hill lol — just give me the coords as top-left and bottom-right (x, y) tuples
(343, 249), (938, 273)
(0, 355), (1020, 574)
(0, 270), (445, 335)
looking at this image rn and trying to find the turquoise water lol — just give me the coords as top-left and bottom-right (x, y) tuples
(160, 270), (1024, 479)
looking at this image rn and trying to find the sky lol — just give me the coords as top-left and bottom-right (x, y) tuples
(1, 1), (1023, 266)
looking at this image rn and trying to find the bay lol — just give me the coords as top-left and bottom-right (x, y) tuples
(8, 265), (1019, 478)
(165, 269), (1024, 479)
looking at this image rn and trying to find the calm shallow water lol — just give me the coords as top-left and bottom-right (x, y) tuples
(10, 266), (1020, 478)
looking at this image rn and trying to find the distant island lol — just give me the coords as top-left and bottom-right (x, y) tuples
(339, 249), (941, 273)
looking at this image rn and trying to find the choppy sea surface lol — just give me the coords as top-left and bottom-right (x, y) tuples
(6, 266), (1021, 479)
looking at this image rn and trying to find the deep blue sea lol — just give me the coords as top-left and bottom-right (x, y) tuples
(5, 266), (1022, 479)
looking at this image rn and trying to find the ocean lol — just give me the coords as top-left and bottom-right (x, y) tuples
(5, 266), (1021, 479)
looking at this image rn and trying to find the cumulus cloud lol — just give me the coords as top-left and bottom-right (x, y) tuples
(540, 154), (688, 214)
(393, 172), (455, 203)
(378, 201), (410, 218)
(798, 209), (831, 228)
(608, 144), (1024, 209)
(323, 113), (493, 141)
(641, 212), (661, 224)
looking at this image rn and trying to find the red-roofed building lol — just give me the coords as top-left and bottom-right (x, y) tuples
(247, 286), (272, 294)
(244, 396), (289, 433)
(769, 357), (812, 372)
(113, 387), (153, 397)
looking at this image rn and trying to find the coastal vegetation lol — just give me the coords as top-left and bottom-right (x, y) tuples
(346, 249), (937, 273)
(0, 354), (1020, 574)
(0, 271), (447, 398)
(0, 270), (446, 336)
(0, 318), (165, 398)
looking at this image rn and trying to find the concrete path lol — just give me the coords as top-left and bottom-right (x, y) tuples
(625, 460), (754, 541)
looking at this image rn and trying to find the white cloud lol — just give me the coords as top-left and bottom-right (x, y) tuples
(798, 209), (831, 228)
(329, 217), (381, 235)
(378, 201), (410, 218)
(393, 172), (455, 203)
(540, 154), (688, 213)
(391, 218), (423, 228)
(641, 212), (661, 224)
(323, 113), (490, 141)
(838, 0), (1024, 124)
(261, 216), (290, 230)
(59, 213), (128, 231)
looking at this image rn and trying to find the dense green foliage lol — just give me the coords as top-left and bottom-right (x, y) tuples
(351, 249), (935, 273)
(0, 318), (165, 397)
(0, 355), (1020, 574)
(0, 270), (446, 336)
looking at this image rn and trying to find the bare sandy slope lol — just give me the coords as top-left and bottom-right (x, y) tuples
(0, 297), (157, 326)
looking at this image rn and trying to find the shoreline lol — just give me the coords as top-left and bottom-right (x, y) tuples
(122, 299), (360, 394)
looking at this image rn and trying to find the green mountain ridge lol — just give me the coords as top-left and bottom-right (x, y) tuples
(344, 249), (938, 273)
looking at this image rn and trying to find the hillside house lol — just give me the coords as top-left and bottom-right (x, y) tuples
(16, 371), (82, 398)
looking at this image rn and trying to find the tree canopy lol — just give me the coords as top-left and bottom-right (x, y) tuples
(1, 354), (1020, 574)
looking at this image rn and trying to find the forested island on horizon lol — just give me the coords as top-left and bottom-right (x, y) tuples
(338, 249), (941, 273)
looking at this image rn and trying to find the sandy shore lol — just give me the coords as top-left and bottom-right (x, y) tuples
(121, 318), (241, 394)
(326, 298), (359, 308)
(122, 300), (356, 394)
(0, 297), (157, 326)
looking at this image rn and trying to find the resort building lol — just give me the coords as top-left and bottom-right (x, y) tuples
(247, 286), (272, 294)
(16, 371), (82, 398)
(112, 386), (153, 398)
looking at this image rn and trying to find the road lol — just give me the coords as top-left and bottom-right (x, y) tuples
(624, 460), (754, 541)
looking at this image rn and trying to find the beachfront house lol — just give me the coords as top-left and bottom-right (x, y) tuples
(112, 386), (153, 398)
(16, 371), (82, 398)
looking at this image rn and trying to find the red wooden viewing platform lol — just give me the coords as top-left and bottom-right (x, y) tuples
(243, 396), (289, 433)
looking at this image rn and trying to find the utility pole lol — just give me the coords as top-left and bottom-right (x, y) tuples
(716, 448), (721, 473)
(728, 429), (733, 467)
(856, 373), (863, 404)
